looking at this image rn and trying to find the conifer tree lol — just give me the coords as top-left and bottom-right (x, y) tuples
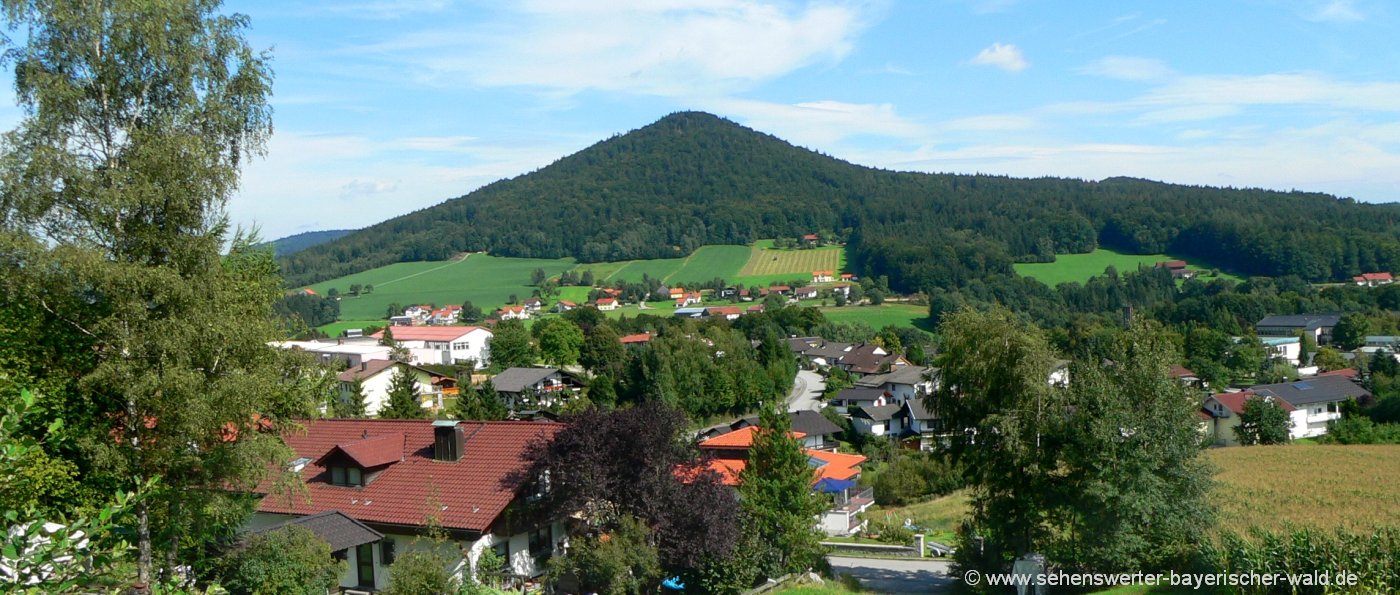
(738, 405), (825, 575)
(379, 365), (426, 419)
(333, 377), (369, 418)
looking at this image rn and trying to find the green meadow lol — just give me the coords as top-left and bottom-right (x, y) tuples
(819, 303), (934, 334)
(1014, 248), (1241, 287)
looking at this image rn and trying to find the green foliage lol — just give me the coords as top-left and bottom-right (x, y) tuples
(868, 453), (963, 506)
(863, 513), (915, 545)
(1235, 396), (1292, 445)
(738, 406), (827, 575)
(380, 365), (426, 419)
(273, 292), (340, 329)
(332, 377), (369, 418)
(1321, 416), (1400, 444)
(451, 381), (507, 421)
(219, 525), (343, 595)
(533, 318), (584, 366)
(580, 326), (627, 375)
(1313, 347), (1348, 372)
(1198, 528), (1400, 593)
(487, 320), (536, 371)
(546, 515), (661, 595)
(0, 389), (148, 593)
(383, 548), (458, 595)
(1333, 312), (1371, 350)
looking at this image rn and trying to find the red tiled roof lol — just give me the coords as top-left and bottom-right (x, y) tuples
(803, 234), (819, 240)
(256, 419), (563, 532)
(1168, 365), (1197, 379)
(840, 273), (853, 278)
(707, 307), (742, 316)
(558, 300), (577, 307)
(498, 305), (524, 314)
(1156, 260), (1188, 269)
(371, 326), (486, 342)
(596, 297), (616, 305)
(699, 426), (805, 449)
(1317, 368), (1359, 378)
(619, 332), (652, 344)
(318, 433), (404, 468)
(1197, 409), (1213, 421)
(1209, 391), (1296, 416)
(809, 450), (865, 481)
(1354, 272), (1392, 282)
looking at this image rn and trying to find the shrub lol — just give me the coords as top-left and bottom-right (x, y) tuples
(220, 526), (344, 595)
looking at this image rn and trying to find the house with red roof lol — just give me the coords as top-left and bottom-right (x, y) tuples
(691, 426), (873, 536)
(1155, 259), (1196, 279)
(335, 360), (445, 416)
(553, 300), (577, 313)
(246, 418), (566, 589)
(496, 304), (530, 321)
(371, 326), (493, 367)
(594, 297), (618, 311)
(1201, 391), (1300, 447)
(1353, 272), (1394, 287)
(429, 305), (462, 325)
(812, 270), (834, 283)
(619, 332), (652, 346)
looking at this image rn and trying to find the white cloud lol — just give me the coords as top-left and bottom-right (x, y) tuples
(344, 1), (873, 97)
(340, 179), (400, 198)
(970, 43), (1028, 72)
(707, 98), (926, 145)
(1308, 0), (1364, 22)
(1077, 56), (1173, 82)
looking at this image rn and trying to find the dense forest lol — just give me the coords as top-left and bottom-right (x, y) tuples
(257, 228), (354, 256)
(280, 112), (1400, 291)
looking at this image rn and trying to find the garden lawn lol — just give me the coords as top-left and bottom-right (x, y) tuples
(316, 319), (386, 337)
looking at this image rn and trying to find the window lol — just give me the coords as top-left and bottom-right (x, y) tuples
(381, 539), (396, 566)
(331, 466), (363, 487)
(529, 526), (552, 557)
(492, 540), (509, 562)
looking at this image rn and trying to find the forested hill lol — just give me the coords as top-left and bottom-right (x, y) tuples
(280, 111), (1400, 291)
(259, 229), (354, 257)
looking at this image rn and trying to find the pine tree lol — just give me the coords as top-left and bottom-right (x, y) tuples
(379, 365), (426, 419)
(333, 377), (369, 418)
(738, 405), (825, 575)
(450, 382), (483, 420)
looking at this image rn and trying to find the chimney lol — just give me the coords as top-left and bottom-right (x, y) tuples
(432, 420), (464, 462)
(360, 361), (368, 372)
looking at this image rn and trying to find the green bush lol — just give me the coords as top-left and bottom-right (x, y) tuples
(869, 452), (963, 506)
(1322, 416), (1400, 444)
(220, 526), (344, 595)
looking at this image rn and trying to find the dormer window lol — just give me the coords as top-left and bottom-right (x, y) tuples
(331, 465), (364, 487)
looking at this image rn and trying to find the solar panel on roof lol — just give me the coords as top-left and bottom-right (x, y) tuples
(1292, 382), (1313, 390)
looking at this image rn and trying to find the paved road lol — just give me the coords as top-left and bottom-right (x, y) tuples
(786, 369), (826, 412)
(827, 556), (957, 594)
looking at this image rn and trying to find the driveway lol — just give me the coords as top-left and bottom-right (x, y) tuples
(827, 556), (957, 594)
(786, 369), (825, 412)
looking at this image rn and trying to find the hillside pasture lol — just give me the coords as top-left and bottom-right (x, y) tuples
(819, 303), (934, 334)
(737, 243), (843, 285)
(1014, 249), (1240, 287)
(309, 253), (575, 321)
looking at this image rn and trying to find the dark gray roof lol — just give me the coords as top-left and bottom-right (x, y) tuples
(254, 510), (382, 552)
(785, 337), (822, 353)
(807, 343), (855, 359)
(856, 365), (933, 388)
(490, 367), (560, 394)
(1250, 375), (1370, 407)
(733, 410), (842, 437)
(897, 398), (937, 421)
(1256, 314), (1341, 330)
(836, 387), (889, 404)
(852, 404), (902, 422)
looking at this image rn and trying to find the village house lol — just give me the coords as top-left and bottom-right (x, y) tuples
(840, 273), (855, 282)
(812, 270), (834, 283)
(801, 233), (820, 246)
(1260, 336), (1303, 366)
(371, 326), (493, 367)
(704, 306), (743, 321)
(692, 426), (871, 536)
(274, 340), (392, 370)
(553, 300), (577, 313)
(522, 297), (543, 313)
(1201, 391), (1300, 447)
(853, 365), (935, 403)
(829, 284), (851, 298)
(335, 360), (444, 417)
(850, 404), (902, 438)
(594, 297), (619, 311)
(429, 305), (462, 325)
(619, 332), (652, 347)
(667, 287), (684, 300)
(496, 305), (530, 321)
(245, 419), (567, 590)
(490, 367), (584, 408)
(1353, 272), (1394, 287)
(402, 305), (433, 325)
(1255, 313), (1341, 345)
(889, 399), (941, 451)
(792, 286), (819, 300)
(830, 387), (891, 413)
(729, 410), (844, 451)
(836, 344), (909, 377)
(1154, 259), (1195, 279)
(1248, 375), (1371, 438)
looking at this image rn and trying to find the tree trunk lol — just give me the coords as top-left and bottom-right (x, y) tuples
(134, 500), (152, 594)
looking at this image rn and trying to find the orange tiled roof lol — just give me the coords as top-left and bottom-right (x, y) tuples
(699, 425), (805, 449)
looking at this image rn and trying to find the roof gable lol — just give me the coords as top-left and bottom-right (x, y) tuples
(318, 433), (405, 468)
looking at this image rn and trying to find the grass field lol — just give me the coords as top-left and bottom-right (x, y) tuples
(737, 242), (844, 285)
(1207, 444), (1400, 534)
(868, 491), (970, 545)
(308, 254), (576, 321)
(819, 303), (934, 334)
(1014, 249), (1242, 287)
(316, 319), (386, 337)
(568, 245), (752, 286)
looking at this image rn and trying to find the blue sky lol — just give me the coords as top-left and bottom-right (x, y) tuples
(202, 0), (1400, 238)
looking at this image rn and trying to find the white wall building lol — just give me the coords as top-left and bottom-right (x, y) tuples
(372, 326), (492, 367)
